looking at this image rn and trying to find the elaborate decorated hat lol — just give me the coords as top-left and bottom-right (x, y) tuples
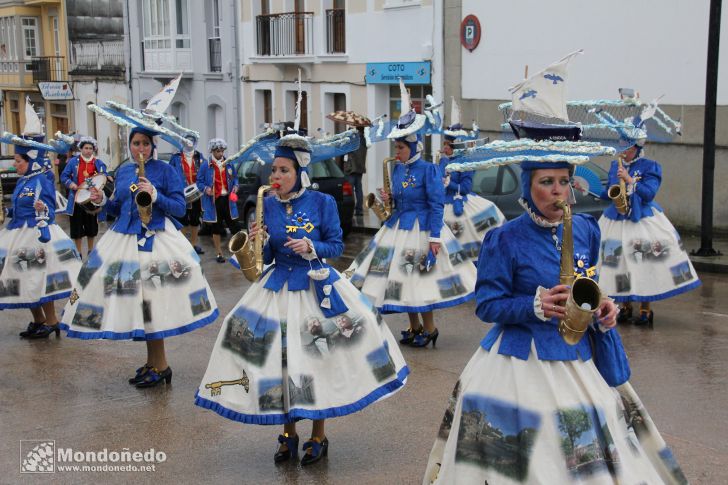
(326, 110), (371, 128)
(387, 78), (427, 140)
(88, 101), (193, 152)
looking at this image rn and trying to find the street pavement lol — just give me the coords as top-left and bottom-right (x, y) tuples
(1, 224), (727, 484)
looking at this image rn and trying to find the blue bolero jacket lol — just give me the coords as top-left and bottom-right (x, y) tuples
(438, 155), (474, 204)
(260, 189), (343, 293)
(60, 156), (108, 216)
(600, 157), (663, 223)
(104, 159), (185, 234)
(197, 158), (239, 223)
(6, 171), (57, 229)
(476, 212), (602, 361)
(169, 150), (205, 183)
(384, 158), (445, 239)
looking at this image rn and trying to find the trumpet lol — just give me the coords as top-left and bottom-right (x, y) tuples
(365, 157), (396, 222)
(229, 182), (279, 282)
(607, 154), (629, 215)
(135, 153), (153, 225)
(555, 199), (602, 346)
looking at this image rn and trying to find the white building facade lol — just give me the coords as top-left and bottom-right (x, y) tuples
(448, 0), (728, 231)
(238, 0), (444, 196)
(125, 0), (243, 158)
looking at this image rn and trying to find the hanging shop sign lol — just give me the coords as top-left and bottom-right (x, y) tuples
(365, 62), (431, 85)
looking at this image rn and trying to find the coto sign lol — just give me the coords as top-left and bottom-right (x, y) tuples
(460, 14), (482, 52)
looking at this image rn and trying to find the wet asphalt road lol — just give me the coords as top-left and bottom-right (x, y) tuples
(0, 225), (726, 484)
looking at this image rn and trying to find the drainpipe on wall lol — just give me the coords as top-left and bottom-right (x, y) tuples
(431, 0), (444, 156)
(231, 0), (243, 147)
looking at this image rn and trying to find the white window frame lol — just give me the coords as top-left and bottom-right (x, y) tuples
(21, 17), (39, 60)
(142, 0), (171, 50)
(174, 0), (191, 48)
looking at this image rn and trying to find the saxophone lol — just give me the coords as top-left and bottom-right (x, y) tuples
(229, 182), (279, 282)
(607, 154), (629, 215)
(555, 199), (602, 345)
(135, 153), (153, 225)
(364, 157), (395, 222)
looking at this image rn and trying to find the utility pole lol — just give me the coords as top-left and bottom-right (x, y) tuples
(694, 0), (723, 257)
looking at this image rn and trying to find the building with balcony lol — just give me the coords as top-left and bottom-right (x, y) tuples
(445, 0), (728, 231)
(125, 0), (243, 154)
(239, 0), (444, 198)
(0, 0), (71, 155)
(66, 0), (128, 168)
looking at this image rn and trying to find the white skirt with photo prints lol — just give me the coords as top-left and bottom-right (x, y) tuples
(194, 268), (409, 424)
(60, 218), (219, 340)
(443, 195), (505, 265)
(597, 211), (700, 302)
(423, 338), (688, 485)
(0, 224), (81, 309)
(346, 220), (477, 314)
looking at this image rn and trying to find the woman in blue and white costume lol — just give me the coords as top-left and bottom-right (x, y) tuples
(195, 132), (408, 467)
(61, 125), (219, 388)
(424, 136), (688, 485)
(598, 122), (699, 326)
(0, 136), (81, 339)
(438, 101), (504, 264)
(347, 84), (477, 348)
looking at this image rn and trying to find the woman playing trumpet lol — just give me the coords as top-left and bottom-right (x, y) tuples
(424, 134), (687, 484)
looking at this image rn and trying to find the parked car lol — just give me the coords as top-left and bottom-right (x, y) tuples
(471, 160), (610, 220)
(234, 157), (355, 237)
(0, 155), (19, 202)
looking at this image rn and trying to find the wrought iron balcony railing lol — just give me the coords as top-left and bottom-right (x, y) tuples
(30, 56), (66, 82)
(325, 9), (345, 54)
(209, 38), (222, 72)
(256, 12), (313, 56)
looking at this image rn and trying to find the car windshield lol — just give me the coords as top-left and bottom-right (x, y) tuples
(309, 158), (344, 178)
(0, 157), (15, 171)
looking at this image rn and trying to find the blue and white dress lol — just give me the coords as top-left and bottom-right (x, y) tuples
(597, 157), (700, 302)
(195, 189), (408, 424)
(439, 155), (504, 264)
(60, 158), (219, 340)
(347, 156), (477, 313)
(424, 213), (687, 484)
(0, 170), (81, 309)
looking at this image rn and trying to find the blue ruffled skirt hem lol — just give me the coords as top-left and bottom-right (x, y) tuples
(379, 292), (474, 314)
(194, 366), (410, 425)
(59, 308), (219, 341)
(610, 279), (701, 303)
(0, 291), (72, 310)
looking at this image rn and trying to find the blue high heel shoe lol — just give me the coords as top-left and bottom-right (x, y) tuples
(19, 321), (43, 338)
(128, 364), (152, 384)
(399, 326), (423, 345)
(411, 328), (439, 348)
(135, 367), (172, 388)
(274, 433), (299, 463)
(301, 437), (328, 466)
(25, 324), (61, 339)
